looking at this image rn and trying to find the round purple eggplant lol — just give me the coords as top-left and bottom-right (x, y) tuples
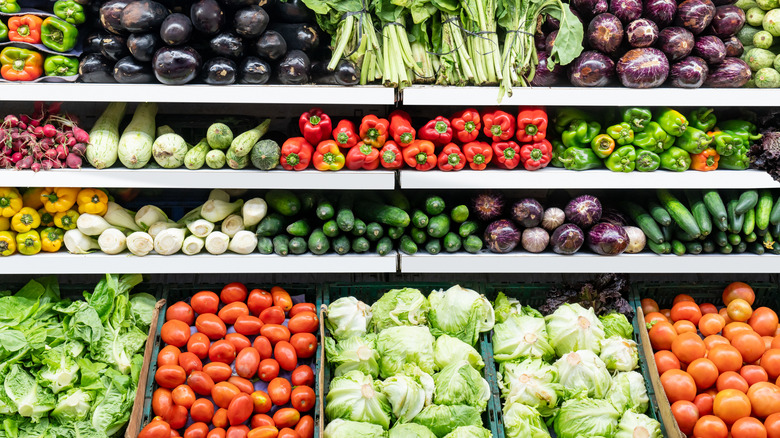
(484, 219), (521, 253)
(676, 0), (716, 34)
(600, 208), (629, 226)
(120, 0), (168, 33)
(565, 195), (602, 229)
(657, 27), (695, 61)
(704, 57), (751, 87)
(722, 35), (744, 57)
(588, 13), (624, 53)
(710, 5), (746, 38)
(694, 35), (727, 64)
(626, 18), (659, 47)
(535, 32), (547, 52)
(512, 198), (544, 228)
(669, 56), (709, 87)
(587, 223), (629, 255)
(643, 0), (676, 27)
(568, 51), (616, 86)
(610, 0), (642, 23)
(160, 13), (192, 46)
(545, 30), (558, 54)
(191, 0), (225, 35)
(574, 0), (609, 17)
(551, 224), (585, 255)
(531, 52), (564, 86)
(616, 47), (669, 88)
(152, 46), (202, 85)
(545, 15), (561, 29)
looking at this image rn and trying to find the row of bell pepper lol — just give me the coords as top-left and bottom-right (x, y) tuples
(0, 14), (78, 51)
(0, 47), (78, 81)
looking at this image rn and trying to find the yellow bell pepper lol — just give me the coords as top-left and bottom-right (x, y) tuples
(0, 188), (22, 218)
(40, 227), (64, 252)
(39, 209), (54, 227)
(0, 231), (15, 256)
(77, 188), (108, 216)
(22, 188), (45, 209)
(0, 216), (9, 231)
(16, 230), (41, 255)
(11, 207), (41, 233)
(54, 210), (79, 230)
(40, 187), (78, 213)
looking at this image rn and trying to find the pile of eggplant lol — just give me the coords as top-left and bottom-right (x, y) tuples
(80, 0), (349, 85)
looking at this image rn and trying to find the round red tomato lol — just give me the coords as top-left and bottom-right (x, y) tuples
(191, 291), (220, 314)
(196, 314), (227, 340)
(288, 312), (318, 334)
(228, 376), (255, 394)
(258, 359), (280, 382)
(654, 351), (681, 375)
(184, 423), (209, 438)
(158, 345), (181, 367)
(227, 393), (253, 426)
(212, 382), (241, 409)
(732, 417), (767, 438)
(672, 332), (706, 364)
(187, 371), (215, 396)
(235, 347), (261, 379)
(732, 330), (766, 363)
(717, 371), (749, 393)
(291, 386), (315, 412)
(172, 384), (196, 409)
(714, 388), (752, 425)
(708, 344), (743, 373)
(694, 392), (714, 416)
(251, 390), (273, 414)
(221, 282), (248, 304)
(234, 315), (263, 336)
(209, 340), (237, 364)
(274, 341), (298, 371)
(203, 362), (233, 383)
(167, 301), (195, 325)
(728, 299), (754, 322)
(723, 282), (755, 306)
(724, 322), (753, 341)
(270, 286), (293, 311)
(268, 378), (292, 405)
(289, 303), (316, 318)
(152, 388), (173, 418)
(161, 320), (191, 348)
(693, 415), (728, 438)
(218, 302), (250, 325)
(225, 333), (252, 353)
(250, 413), (274, 428)
(272, 408), (300, 429)
(764, 349), (780, 380)
(260, 324), (291, 345)
(139, 418), (171, 438)
(671, 400), (699, 435)
(247, 289), (273, 316)
(290, 333), (317, 359)
(291, 365), (315, 387)
(178, 352), (202, 375)
(641, 298), (659, 315)
(156, 365), (187, 389)
(187, 333), (210, 360)
(700, 302), (718, 315)
(674, 294), (695, 304)
(277, 428), (301, 438)
(645, 312), (669, 326)
(674, 320), (698, 334)
(661, 369), (696, 403)
(699, 313), (726, 337)
(765, 412), (780, 438)
(649, 321), (677, 351)
(704, 334), (730, 351)
(751, 307), (780, 337)
(190, 398), (215, 423)
(748, 382), (780, 418)
(742, 365), (770, 386)
(688, 358), (719, 390)
(295, 415), (314, 438)
(259, 306), (286, 325)
(671, 301), (702, 325)
(166, 404), (189, 430)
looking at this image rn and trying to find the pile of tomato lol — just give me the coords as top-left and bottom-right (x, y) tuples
(139, 283), (319, 438)
(644, 281), (780, 438)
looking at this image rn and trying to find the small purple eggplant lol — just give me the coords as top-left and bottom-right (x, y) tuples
(669, 56), (709, 88)
(626, 18), (659, 47)
(710, 5), (746, 38)
(643, 0), (676, 27)
(610, 0), (643, 24)
(588, 13), (624, 53)
(694, 35), (727, 64)
(574, 0), (609, 17)
(568, 50), (616, 87)
(657, 27), (695, 61)
(704, 57), (751, 87)
(722, 35), (744, 57)
(676, 0), (716, 34)
(531, 51), (564, 86)
(545, 30), (558, 54)
(616, 47), (670, 88)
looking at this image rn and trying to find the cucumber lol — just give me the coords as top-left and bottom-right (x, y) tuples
(352, 237), (370, 253)
(748, 241), (766, 255)
(757, 227), (768, 236)
(411, 228), (427, 245)
(720, 243), (733, 254)
(735, 190), (759, 215)
(450, 205), (469, 223)
(399, 235), (418, 255)
(728, 233), (742, 246)
(300, 192), (317, 212)
(443, 232), (462, 252)
(256, 213), (285, 237)
(661, 226), (673, 243)
(702, 240), (716, 253)
(388, 226), (404, 240)
(735, 241), (748, 253)
(383, 191), (411, 211)
(657, 189), (701, 239)
(685, 242), (703, 254)
(745, 231), (758, 243)
(459, 221), (479, 238)
(265, 190), (300, 216)
(365, 222), (384, 241)
(411, 210), (429, 228)
(286, 219), (311, 237)
(337, 194), (355, 232)
(333, 235), (351, 255)
(774, 223), (780, 237)
(256, 237), (273, 254)
(764, 232), (777, 251)
(425, 239), (442, 254)
(622, 201), (664, 244)
(463, 235), (483, 253)
(727, 199), (746, 234)
(316, 199), (335, 220)
(702, 190), (728, 231)
(671, 240), (686, 256)
(685, 191), (712, 237)
(289, 237), (307, 255)
(322, 220), (339, 237)
(647, 201), (672, 226)
(351, 218), (366, 236)
(743, 208), (756, 235)
(674, 227), (696, 242)
(307, 228), (330, 255)
(770, 195), (780, 225)
(756, 189), (773, 230)
(355, 201), (411, 228)
(427, 214), (451, 239)
(425, 196), (446, 215)
(376, 237), (393, 255)
(273, 235), (289, 256)
(713, 230), (728, 247)
(647, 240), (672, 254)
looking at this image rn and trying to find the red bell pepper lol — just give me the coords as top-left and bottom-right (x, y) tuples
(280, 137), (313, 171)
(520, 140), (553, 171)
(418, 116), (453, 147)
(402, 140), (437, 171)
(437, 143), (466, 171)
(359, 115), (389, 148)
(312, 140), (345, 171)
(516, 108), (548, 143)
(346, 142), (380, 170)
(299, 108), (332, 145)
(492, 141), (521, 169)
(483, 110), (515, 142)
(463, 141), (493, 170)
(9, 15), (42, 44)
(379, 141), (404, 169)
(451, 109), (482, 143)
(389, 110), (416, 147)
(332, 119), (359, 149)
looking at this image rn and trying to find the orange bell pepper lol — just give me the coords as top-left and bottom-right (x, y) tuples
(402, 140), (436, 171)
(9, 15), (42, 44)
(691, 148), (719, 171)
(312, 140), (345, 171)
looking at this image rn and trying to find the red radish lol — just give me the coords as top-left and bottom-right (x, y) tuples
(51, 159), (63, 169)
(40, 160), (53, 171)
(65, 153), (82, 169)
(56, 145), (68, 160)
(72, 125), (89, 143)
(16, 156), (33, 169)
(10, 152), (22, 163)
(72, 143), (87, 156)
(42, 124), (57, 138)
(33, 126), (44, 138)
(19, 114), (29, 124)
(47, 102), (62, 115)
(31, 161), (41, 172)
(66, 136), (76, 147)
(30, 119), (40, 127)
(4, 115), (18, 127)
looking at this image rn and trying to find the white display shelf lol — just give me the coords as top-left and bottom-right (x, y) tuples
(0, 83), (396, 105)
(0, 169), (396, 190)
(400, 252), (780, 273)
(0, 252), (398, 274)
(400, 168), (780, 189)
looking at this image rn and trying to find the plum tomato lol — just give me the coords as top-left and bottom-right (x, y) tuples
(183, 423), (210, 438)
(203, 362), (233, 383)
(171, 384), (196, 409)
(274, 341), (298, 371)
(191, 291), (220, 314)
(291, 365), (315, 387)
(260, 324), (291, 345)
(272, 408), (300, 429)
(209, 340), (237, 364)
(186, 333), (210, 360)
(227, 393), (254, 426)
(156, 365), (187, 389)
(289, 303), (316, 318)
(190, 398), (215, 423)
(139, 418), (172, 438)
(247, 289), (274, 316)
(258, 359), (280, 382)
(212, 382), (241, 409)
(253, 336), (273, 359)
(290, 333), (317, 359)
(247, 426), (277, 438)
(270, 286), (293, 311)
(161, 320), (191, 348)
(291, 385), (315, 412)
(167, 301), (195, 325)
(152, 388), (174, 418)
(158, 345), (181, 367)
(187, 371), (215, 396)
(235, 347), (261, 379)
(250, 413), (274, 428)
(166, 404), (189, 430)
(277, 428), (301, 438)
(196, 314), (227, 340)
(251, 390), (273, 414)
(228, 376), (255, 394)
(288, 312), (318, 334)
(178, 352), (203, 375)
(295, 415), (314, 438)
(225, 425), (249, 438)
(218, 302), (250, 325)
(221, 282), (248, 304)
(212, 408), (229, 429)
(268, 378), (292, 405)
(225, 333), (252, 352)
(259, 306), (286, 325)
(234, 315), (263, 336)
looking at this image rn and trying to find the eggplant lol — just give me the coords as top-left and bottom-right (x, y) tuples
(210, 32), (244, 59)
(100, 34), (130, 62)
(333, 59), (360, 86)
(100, 0), (129, 35)
(276, 50), (310, 84)
(587, 223), (629, 255)
(551, 224), (585, 255)
(259, 0), (277, 13)
(676, 0), (716, 34)
(626, 18), (659, 47)
(643, 0), (676, 27)
(574, 0), (608, 17)
(568, 50), (615, 86)
(121, 0), (168, 33)
(600, 208), (629, 226)
(511, 198), (544, 228)
(152, 46), (202, 85)
(484, 219), (521, 253)
(256, 30), (287, 61)
(669, 56), (709, 87)
(191, 0), (224, 35)
(79, 54), (116, 83)
(565, 195), (602, 229)
(616, 47), (669, 88)
(535, 32), (547, 52)
(274, 0), (315, 24)
(84, 32), (106, 54)
(201, 57), (237, 85)
(531, 51), (564, 86)
(609, 0), (642, 24)
(311, 60), (336, 84)
(545, 15), (561, 29)
(544, 30), (558, 54)
(113, 56), (156, 83)
(694, 35), (727, 64)
(657, 27), (695, 61)
(270, 23), (320, 52)
(723, 35), (744, 57)
(238, 56), (271, 84)
(522, 228), (550, 253)
(220, 0), (257, 5)
(160, 13), (192, 46)
(704, 57), (751, 87)
(588, 13), (624, 53)
(710, 5), (746, 37)
(233, 6), (269, 39)
(128, 33), (160, 62)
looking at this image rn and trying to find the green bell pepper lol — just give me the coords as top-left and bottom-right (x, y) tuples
(559, 146), (603, 170)
(660, 146), (692, 172)
(591, 134), (616, 159)
(621, 107), (652, 131)
(40, 17), (78, 53)
(0, 0), (20, 13)
(605, 145), (636, 172)
(633, 122), (675, 154)
(719, 146), (750, 170)
(711, 131), (744, 157)
(43, 55), (78, 76)
(554, 108), (593, 133)
(561, 120), (601, 149)
(606, 122), (635, 146)
(675, 126), (713, 155)
(53, 0), (86, 26)
(550, 140), (567, 168)
(654, 108), (689, 137)
(717, 120), (763, 145)
(636, 150), (661, 172)
(0, 21), (7, 42)
(688, 108), (717, 131)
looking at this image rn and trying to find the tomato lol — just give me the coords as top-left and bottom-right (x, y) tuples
(674, 294), (695, 304)
(693, 415), (729, 438)
(699, 313), (726, 337)
(247, 289), (274, 316)
(251, 413), (274, 428)
(225, 333), (252, 352)
(190, 398), (215, 423)
(251, 390), (273, 414)
(641, 298), (660, 315)
(259, 306), (286, 325)
(228, 376), (255, 394)
(187, 333), (210, 360)
(728, 298), (754, 322)
(235, 347), (261, 379)
(291, 386), (315, 412)
(172, 431), (181, 437)
(720, 307), (734, 325)
(271, 286), (293, 311)
(158, 345), (181, 367)
(724, 322), (754, 342)
(672, 301), (703, 325)
(764, 349), (780, 380)
(172, 384), (196, 408)
(661, 369), (697, 403)
(688, 358), (719, 390)
(178, 352), (203, 375)
(184, 423), (210, 438)
(774, 335), (780, 350)
(675, 320), (698, 334)
(655, 351), (681, 375)
(196, 314), (227, 340)
(212, 408), (229, 429)
(289, 333), (317, 359)
(275, 341), (298, 371)
(219, 302), (250, 325)
(227, 393), (254, 426)
(749, 382), (780, 418)
(649, 321), (677, 351)
(661, 308), (672, 319)
(273, 408), (300, 429)
(161, 320), (191, 348)
(156, 365), (187, 389)
(260, 324), (291, 345)
(209, 340), (237, 364)
(751, 308), (780, 337)
(153, 388), (174, 417)
(139, 418), (172, 438)
(253, 336), (273, 359)
(294, 415), (314, 438)
(694, 392), (714, 416)
(212, 382), (241, 409)
(765, 413), (780, 438)
(704, 335), (730, 350)
(234, 315), (264, 336)
(221, 282), (248, 304)
(268, 378), (292, 405)
(714, 388), (752, 424)
(288, 312), (319, 335)
(733, 330), (766, 363)
(203, 362), (233, 383)
(723, 282), (755, 306)
(700, 303), (718, 315)
(671, 400), (699, 435)
(166, 404), (189, 430)
(645, 312), (669, 326)
(187, 371), (215, 396)
(672, 332), (706, 364)
(742, 365), (770, 386)
(191, 291), (220, 314)
(717, 371), (749, 393)
(766, 336), (775, 350)
(207, 428), (227, 438)
(732, 417), (768, 438)
(167, 301), (195, 325)
(226, 425), (249, 438)
(289, 303), (316, 318)
(247, 426), (278, 438)
(258, 359), (280, 382)
(277, 428), (301, 438)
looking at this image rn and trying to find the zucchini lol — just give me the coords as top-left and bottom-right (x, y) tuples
(206, 149), (226, 169)
(427, 214), (451, 239)
(226, 148), (250, 169)
(387, 226), (404, 240)
(86, 101), (127, 169)
(443, 232), (462, 252)
(463, 235), (483, 253)
(735, 190), (759, 215)
(337, 193), (355, 232)
(756, 189), (773, 230)
(647, 200), (672, 227)
(728, 233), (742, 246)
(184, 139), (210, 170)
(764, 233), (777, 251)
(770, 195), (780, 225)
(322, 220), (339, 237)
(673, 227), (696, 242)
(702, 240), (716, 253)
(118, 102), (157, 169)
(265, 190), (300, 216)
(300, 192), (317, 212)
(366, 222), (384, 241)
(748, 241), (766, 255)
(410, 228), (427, 245)
(685, 191), (712, 237)
(399, 235), (418, 255)
(450, 205), (469, 223)
(286, 219), (311, 237)
(256, 213), (285, 237)
(425, 239), (442, 255)
(411, 210), (429, 228)
(316, 199), (335, 220)
(307, 228), (330, 255)
(376, 237), (393, 255)
(289, 237), (307, 254)
(743, 208), (755, 235)
(622, 201), (664, 244)
(459, 221), (479, 238)
(273, 235), (290, 256)
(685, 242), (703, 254)
(657, 189), (701, 239)
(702, 190), (728, 231)
(745, 231), (758, 243)
(229, 119), (271, 158)
(713, 230), (728, 247)
(352, 237), (370, 253)
(727, 199), (745, 234)
(720, 243), (733, 254)
(355, 201), (411, 228)
(383, 192), (411, 211)
(774, 223), (780, 237)
(425, 196), (446, 215)
(207, 122), (233, 150)
(671, 240), (686, 256)
(647, 240), (672, 254)
(256, 237), (273, 254)
(250, 139), (281, 170)
(333, 235), (351, 255)
(351, 218), (366, 236)
(735, 241), (748, 253)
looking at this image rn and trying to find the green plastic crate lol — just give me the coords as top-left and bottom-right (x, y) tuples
(322, 282), (502, 438)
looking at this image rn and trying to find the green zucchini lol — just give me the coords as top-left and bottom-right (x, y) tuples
(459, 221), (479, 238)
(322, 220), (339, 237)
(333, 235), (351, 255)
(411, 228), (427, 245)
(425, 239), (442, 255)
(647, 201), (672, 227)
(756, 189), (773, 230)
(745, 231), (758, 243)
(307, 228), (330, 255)
(728, 233), (742, 246)
(735, 190), (759, 215)
(702, 190), (728, 231)
(286, 219), (311, 237)
(748, 241), (766, 255)
(411, 210), (429, 228)
(351, 218), (366, 236)
(355, 201), (411, 228)
(256, 237), (273, 254)
(622, 201), (664, 244)
(399, 235), (418, 255)
(720, 243), (733, 254)
(250, 139), (280, 170)
(743, 208), (756, 235)
(184, 139), (210, 170)
(702, 240), (716, 253)
(300, 192), (317, 212)
(713, 230), (728, 247)
(770, 195), (780, 225)
(685, 191), (712, 237)
(226, 148), (250, 169)
(365, 222), (384, 241)
(352, 237), (370, 253)
(463, 235), (483, 253)
(727, 199), (745, 234)
(205, 149), (226, 169)
(289, 237), (307, 255)
(427, 214), (451, 239)
(685, 242), (703, 254)
(425, 196), (446, 216)
(647, 240), (672, 254)
(443, 232), (462, 252)
(256, 213), (285, 237)
(273, 235), (290, 256)
(383, 192), (411, 211)
(735, 241), (748, 253)
(657, 189), (701, 239)
(229, 119), (271, 158)
(337, 193), (355, 232)
(450, 205), (469, 223)
(376, 237), (393, 255)
(387, 226), (404, 240)
(265, 190), (300, 216)
(671, 240), (686, 256)
(207, 123), (233, 150)
(316, 198), (335, 220)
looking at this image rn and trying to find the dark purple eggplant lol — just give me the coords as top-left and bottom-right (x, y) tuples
(609, 0), (642, 24)
(152, 46), (202, 85)
(100, 0), (129, 35)
(588, 13), (624, 53)
(587, 223), (629, 255)
(113, 56), (155, 83)
(600, 208), (629, 226)
(100, 34), (130, 62)
(238, 57), (271, 84)
(484, 219), (521, 253)
(121, 0), (168, 33)
(694, 35), (727, 64)
(128, 33), (160, 62)
(676, 0), (716, 34)
(333, 59), (360, 86)
(210, 32), (244, 59)
(84, 32), (106, 54)
(617, 47), (669, 87)
(568, 51), (615, 86)
(710, 5), (746, 37)
(704, 57), (751, 87)
(512, 198), (544, 228)
(276, 50), (310, 85)
(274, 0), (315, 24)
(531, 51), (564, 86)
(201, 57), (236, 85)
(233, 6), (269, 39)
(574, 0), (608, 17)
(260, 0), (277, 12)
(535, 32), (547, 52)
(221, 0), (257, 5)
(79, 54), (116, 83)
(551, 224), (585, 255)
(546, 15), (561, 29)
(256, 30), (287, 61)
(565, 195), (602, 228)
(544, 30), (558, 54)
(722, 35), (744, 57)
(159, 13), (191, 46)
(191, 0), (224, 35)
(626, 18), (658, 47)
(657, 27), (695, 61)
(269, 23), (320, 52)
(643, 0), (676, 27)
(669, 56), (709, 87)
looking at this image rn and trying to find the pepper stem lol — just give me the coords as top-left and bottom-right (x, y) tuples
(491, 125), (502, 137)
(447, 153), (460, 166)
(473, 154), (485, 164)
(435, 121), (447, 134)
(415, 152), (427, 164)
(525, 124), (538, 135)
(382, 150), (396, 163)
(400, 132), (412, 144)
(504, 148), (515, 159)
(18, 25), (29, 37)
(309, 115), (321, 126)
(367, 128), (379, 140)
(287, 153), (300, 166)
(337, 132), (348, 145)
(323, 152), (335, 164)
(530, 148), (541, 161)
(465, 121), (475, 133)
